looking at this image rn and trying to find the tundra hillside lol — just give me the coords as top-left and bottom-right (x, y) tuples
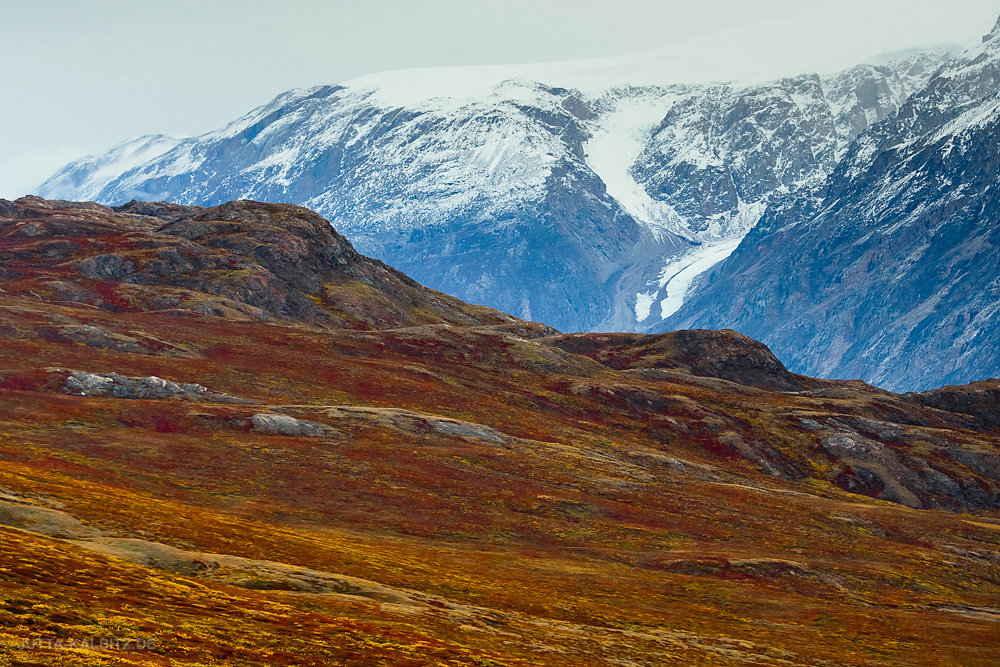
(0, 197), (998, 665)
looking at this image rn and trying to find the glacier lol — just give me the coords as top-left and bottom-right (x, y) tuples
(37, 35), (959, 335)
(657, 24), (1000, 390)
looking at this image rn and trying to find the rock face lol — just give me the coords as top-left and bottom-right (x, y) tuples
(0, 196), (517, 330)
(797, 415), (1000, 509)
(250, 413), (330, 438)
(36, 47), (954, 334)
(660, 26), (1000, 391)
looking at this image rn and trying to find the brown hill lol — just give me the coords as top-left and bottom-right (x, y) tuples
(0, 198), (998, 666)
(0, 196), (516, 329)
(542, 329), (808, 391)
(906, 379), (1000, 430)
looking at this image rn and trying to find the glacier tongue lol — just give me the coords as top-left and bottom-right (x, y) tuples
(583, 90), (690, 240)
(655, 238), (744, 319)
(584, 91), (771, 324)
(642, 199), (767, 322)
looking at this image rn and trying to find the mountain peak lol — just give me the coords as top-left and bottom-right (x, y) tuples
(983, 14), (1000, 42)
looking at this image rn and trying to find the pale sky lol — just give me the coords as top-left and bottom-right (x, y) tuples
(1, 0), (998, 199)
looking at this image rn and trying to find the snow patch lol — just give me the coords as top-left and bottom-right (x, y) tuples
(634, 291), (657, 321)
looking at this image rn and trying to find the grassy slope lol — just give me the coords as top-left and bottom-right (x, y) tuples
(0, 198), (997, 665)
(0, 297), (997, 666)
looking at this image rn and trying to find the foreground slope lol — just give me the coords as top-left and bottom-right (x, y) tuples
(663, 19), (1000, 391)
(0, 198), (999, 665)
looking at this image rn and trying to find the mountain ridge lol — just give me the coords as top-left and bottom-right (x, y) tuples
(37, 47), (954, 340)
(1, 195), (518, 330)
(660, 20), (1000, 391)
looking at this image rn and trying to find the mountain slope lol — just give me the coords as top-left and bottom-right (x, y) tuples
(36, 45), (954, 334)
(1, 197), (1000, 665)
(37, 134), (183, 202)
(660, 21), (1000, 391)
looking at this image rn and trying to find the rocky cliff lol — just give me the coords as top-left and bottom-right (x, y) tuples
(661, 22), (1000, 391)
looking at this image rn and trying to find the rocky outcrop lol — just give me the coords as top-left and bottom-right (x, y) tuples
(303, 405), (510, 446)
(0, 499), (98, 539)
(60, 370), (249, 403)
(906, 380), (1000, 430)
(75, 537), (425, 605)
(38, 323), (191, 357)
(795, 415), (1000, 510)
(250, 413), (330, 438)
(543, 329), (805, 391)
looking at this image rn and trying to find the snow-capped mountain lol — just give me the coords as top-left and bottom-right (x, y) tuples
(659, 19), (1000, 391)
(38, 134), (183, 203)
(626, 50), (956, 323)
(37, 26), (959, 338)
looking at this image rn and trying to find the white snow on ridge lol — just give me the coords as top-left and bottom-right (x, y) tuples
(38, 134), (184, 202)
(345, 20), (868, 109)
(88, 135), (184, 186)
(300, 82), (565, 236)
(933, 94), (1000, 143)
(864, 44), (963, 66)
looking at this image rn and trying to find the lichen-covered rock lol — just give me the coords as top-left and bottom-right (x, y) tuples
(433, 420), (504, 443)
(0, 499), (98, 539)
(250, 413), (329, 437)
(61, 370), (248, 403)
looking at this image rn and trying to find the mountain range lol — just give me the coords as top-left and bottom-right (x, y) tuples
(661, 18), (1000, 391)
(36, 20), (1000, 391)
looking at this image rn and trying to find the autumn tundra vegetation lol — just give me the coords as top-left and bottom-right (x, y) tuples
(0, 196), (997, 665)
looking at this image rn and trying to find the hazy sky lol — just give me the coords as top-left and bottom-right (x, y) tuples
(1, 0), (998, 198)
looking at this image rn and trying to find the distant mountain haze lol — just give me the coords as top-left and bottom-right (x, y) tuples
(37, 18), (1000, 390)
